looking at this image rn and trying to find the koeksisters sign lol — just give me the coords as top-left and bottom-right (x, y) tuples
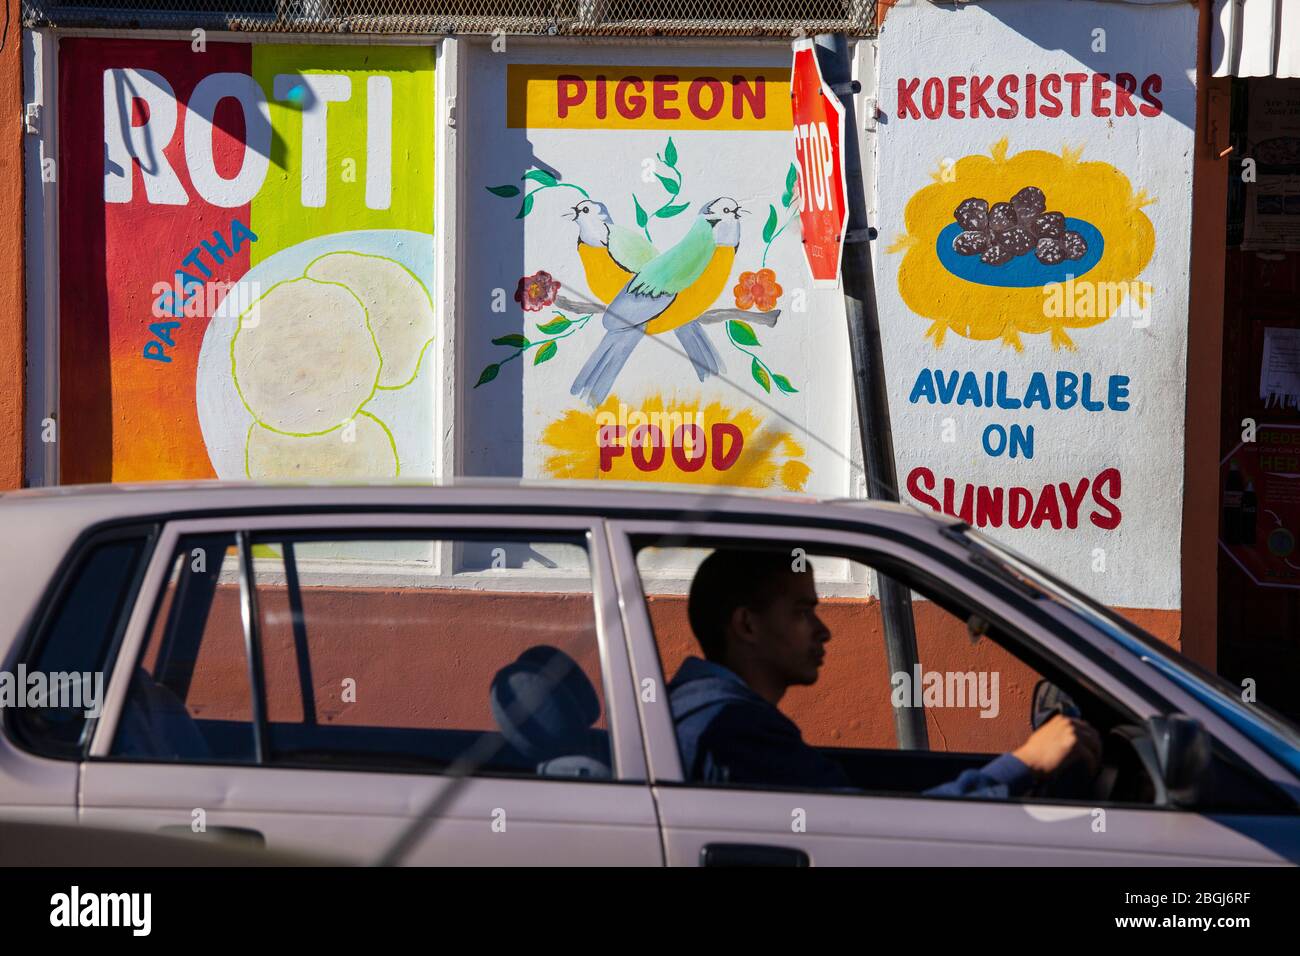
(875, 0), (1197, 608)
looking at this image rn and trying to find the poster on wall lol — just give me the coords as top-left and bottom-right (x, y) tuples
(58, 39), (437, 483)
(1242, 81), (1300, 252)
(875, 1), (1198, 609)
(461, 48), (853, 497)
(1221, 424), (1300, 590)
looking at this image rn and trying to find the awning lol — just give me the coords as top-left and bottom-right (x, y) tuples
(1212, 0), (1300, 78)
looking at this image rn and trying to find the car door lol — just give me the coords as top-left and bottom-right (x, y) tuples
(80, 512), (661, 865)
(608, 517), (1300, 866)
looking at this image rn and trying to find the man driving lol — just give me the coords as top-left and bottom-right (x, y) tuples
(668, 549), (1101, 797)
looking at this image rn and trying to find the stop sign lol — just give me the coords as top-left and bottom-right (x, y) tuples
(790, 39), (849, 289)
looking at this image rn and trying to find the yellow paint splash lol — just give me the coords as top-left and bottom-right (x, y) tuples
(890, 140), (1157, 351)
(541, 394), (811, 492)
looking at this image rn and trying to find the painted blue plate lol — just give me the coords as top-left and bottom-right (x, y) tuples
(936, 218), (1104, 287)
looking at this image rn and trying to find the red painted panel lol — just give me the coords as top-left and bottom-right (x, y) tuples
(58, 38), (253, 482)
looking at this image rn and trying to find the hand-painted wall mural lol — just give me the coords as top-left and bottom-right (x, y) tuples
(58, 39), (436, 482)
(876, 1), (1197, 608)
(462, 50), (853, 495)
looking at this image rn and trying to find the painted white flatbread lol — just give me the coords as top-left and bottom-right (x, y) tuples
(245, 414), (397, 479)
(232, 277), (380, 434)
(305, 252), (435, 388)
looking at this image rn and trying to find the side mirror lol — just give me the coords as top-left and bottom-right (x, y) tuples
(1030, 679), (1081, 730)
(1148, 714), (1212, 807)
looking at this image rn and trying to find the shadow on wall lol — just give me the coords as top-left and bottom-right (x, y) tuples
(458, 59), (532, 498)
(61, 40), (292, 483)
(915, 0), (1197, 130)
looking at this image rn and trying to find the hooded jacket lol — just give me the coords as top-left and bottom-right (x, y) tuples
(667, 656), (1034, 799)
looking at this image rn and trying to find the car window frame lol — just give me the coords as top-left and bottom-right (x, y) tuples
(4, 522), (160, 760)
(88, 513), (648, 783)
(607, 516), (1296, 810)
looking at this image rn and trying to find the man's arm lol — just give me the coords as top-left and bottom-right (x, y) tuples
(922, 753), (1035, 799)
(924, 715), (1102, 800)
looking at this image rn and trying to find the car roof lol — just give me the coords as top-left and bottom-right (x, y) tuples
(0, 478), (955, 535)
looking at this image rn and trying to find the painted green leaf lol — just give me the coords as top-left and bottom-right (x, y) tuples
(486, 184), (520, 198)
(634, 196), (649, 228)
(762, 204), (778, 243)
(656, 202), (691, 219)
(773, 373), (799, 394)
(534, 341), (558, 365)
(786, 162), (798, 195)
(752, 358), (771, 393)
(728, 319), (760, 347)
(665, 137), (678, 167)
(522, 169), (558, 187)
(515, 192), (535, 219)
(492, 333), (529, 348)
(475, 364), (500, 387)
(537, 316), (571, 334)
(656, 174), (680, 196)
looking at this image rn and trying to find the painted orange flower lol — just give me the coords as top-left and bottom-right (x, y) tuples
(733, 269), (782, 312)
(515, 270), (561, 312)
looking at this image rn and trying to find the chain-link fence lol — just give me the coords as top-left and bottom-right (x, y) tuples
(21, 0), (879, 36)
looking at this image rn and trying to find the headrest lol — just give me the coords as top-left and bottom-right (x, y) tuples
(490, 646), (601, 763)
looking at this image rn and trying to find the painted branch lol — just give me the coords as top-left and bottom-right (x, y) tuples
(697, 308), (780, 327)
(553, 293), (603, 314)
(552, 293), (780, 328)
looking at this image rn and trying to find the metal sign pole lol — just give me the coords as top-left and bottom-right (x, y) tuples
(813, 32), (928, 750)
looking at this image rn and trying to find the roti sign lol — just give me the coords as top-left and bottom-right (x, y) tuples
(790, 39), (849, 289)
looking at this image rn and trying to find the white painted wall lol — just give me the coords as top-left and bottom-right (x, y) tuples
(458, 39), (856, 499)
(874, 0), (1198, 608)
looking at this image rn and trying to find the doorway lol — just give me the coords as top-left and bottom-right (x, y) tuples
(1217, 78), (1300, 722)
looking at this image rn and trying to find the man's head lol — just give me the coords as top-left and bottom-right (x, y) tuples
(687, 549), (830, 698)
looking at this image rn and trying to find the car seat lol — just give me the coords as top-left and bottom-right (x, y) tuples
(489, 646), (610, 779)
(114, 667), (212, 760)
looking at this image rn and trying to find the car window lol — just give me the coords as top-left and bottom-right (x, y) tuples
(114, 534), (252, 762)
(9, 533), (150, 758)
(111, 529), (615, 781)
(911, 598), (1046, 756)
(633, 538), (1083, 802)
(637, 544), (898, 751)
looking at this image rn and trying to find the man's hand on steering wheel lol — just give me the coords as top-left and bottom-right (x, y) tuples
(1012, 714), (1102, 782)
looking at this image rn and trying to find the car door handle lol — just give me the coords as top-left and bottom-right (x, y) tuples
(700, 843), (809, 867)
(158, 825), (266, 848)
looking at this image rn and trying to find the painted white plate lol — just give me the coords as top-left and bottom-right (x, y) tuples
(195, 229), (436, 480)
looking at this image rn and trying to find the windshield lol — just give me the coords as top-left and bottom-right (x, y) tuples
(948, 523), (1300, 757)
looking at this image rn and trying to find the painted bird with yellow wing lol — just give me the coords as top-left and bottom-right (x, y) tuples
(569, 197), (742, 406)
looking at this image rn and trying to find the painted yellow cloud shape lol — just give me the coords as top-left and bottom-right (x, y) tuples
(541, 394), (811, 492)
(891, 138), (1156, 351)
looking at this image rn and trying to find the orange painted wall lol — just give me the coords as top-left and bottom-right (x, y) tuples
(0, 27), (24, 490)
(160, 586), (607, 732)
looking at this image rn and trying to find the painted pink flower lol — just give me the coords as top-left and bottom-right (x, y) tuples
(515, 271), (561, 312)
(733, 269), (783, 312)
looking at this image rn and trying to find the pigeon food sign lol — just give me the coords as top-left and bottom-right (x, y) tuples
(790, 39), (849, 289)
(465, 49), (856, 500)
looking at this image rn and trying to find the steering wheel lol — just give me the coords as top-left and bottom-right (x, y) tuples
(1025, 682), (1160, 802)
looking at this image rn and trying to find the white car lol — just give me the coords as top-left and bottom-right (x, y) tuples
(0, 481), (1297, 866)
